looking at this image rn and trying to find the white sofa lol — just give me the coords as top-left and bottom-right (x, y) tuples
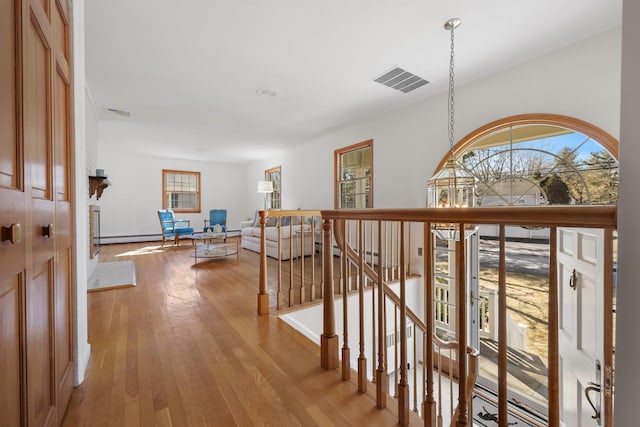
(241, 217), (315, 260)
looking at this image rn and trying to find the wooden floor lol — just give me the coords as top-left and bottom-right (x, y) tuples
(62, 242), (412, 426)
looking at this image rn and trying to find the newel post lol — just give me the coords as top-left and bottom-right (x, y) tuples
(321, 218), (339, 369)
(257, 211), (270, 315)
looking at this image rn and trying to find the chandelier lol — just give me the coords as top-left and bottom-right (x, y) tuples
(426, 18), (478, 241)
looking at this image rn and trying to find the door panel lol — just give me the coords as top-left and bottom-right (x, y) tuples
(28, 261), (55, 427)
(0, 275), (23, 427)
(55, 247), (74, 422)
(0, 0), (27, 424)
(1, 0), (75, 425)
(52, 0), (69, 62)
(0, 0), (17, 189)
(558, 228), (604, 427)
(54, 66), (70, 202)
(25, 7), (52, 201)
(51, 0), (74, 418)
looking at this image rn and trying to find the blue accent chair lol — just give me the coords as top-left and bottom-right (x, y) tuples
(157, 209), (194, 246)
(204, 209), (227, 237)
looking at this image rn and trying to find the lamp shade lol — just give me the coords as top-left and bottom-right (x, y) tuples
(257, 180), (274, 193)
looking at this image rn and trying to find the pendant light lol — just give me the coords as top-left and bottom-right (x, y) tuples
(426, 18), (478, 240)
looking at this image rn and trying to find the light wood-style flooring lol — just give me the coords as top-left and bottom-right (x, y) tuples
(62, 242), (411, 426)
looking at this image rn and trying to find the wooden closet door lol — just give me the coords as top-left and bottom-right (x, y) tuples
(0, 0), (27, 425)
(0, 0), (74, 425)
(51, 0), (75, 422)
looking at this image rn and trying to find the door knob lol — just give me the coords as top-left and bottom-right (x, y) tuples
(42, 223), (54, 238)
(2, 223), (22, 244)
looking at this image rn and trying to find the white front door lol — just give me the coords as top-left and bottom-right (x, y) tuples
(558, 228), (605, 426)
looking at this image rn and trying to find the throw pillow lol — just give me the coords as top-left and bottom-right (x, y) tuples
(266, 216), (278, 227)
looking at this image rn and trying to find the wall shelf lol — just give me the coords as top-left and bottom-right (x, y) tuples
(89, 176), (110, 200)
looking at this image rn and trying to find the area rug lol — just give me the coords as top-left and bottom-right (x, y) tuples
(88, 260), (136, 292)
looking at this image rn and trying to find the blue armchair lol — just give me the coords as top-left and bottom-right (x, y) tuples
(157, 209), (194, 246)
(204, 209), (227, 237)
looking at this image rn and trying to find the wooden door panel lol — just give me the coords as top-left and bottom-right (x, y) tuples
(25, 8), (52, 201)
(3, 1), (74, 425)
(27, 261), (55, 427)
(54, 67), (70, 202)
(52, 0), (67, 61)
(52, 1), (74, 419)
(1, 5), (27, 425)
(0, 275), (24, 427)
(0, 0), (18, 189)
(55, 247), (74, 422)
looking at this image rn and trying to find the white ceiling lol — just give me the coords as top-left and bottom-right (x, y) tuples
(85, 0), (622, 163)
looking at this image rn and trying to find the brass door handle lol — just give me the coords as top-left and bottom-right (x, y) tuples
(2, 223), (22, 244)
(585, 381), (601, 424)
(569, 268), (578, 290)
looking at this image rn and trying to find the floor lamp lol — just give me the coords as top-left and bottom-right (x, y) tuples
(257, 180), (274, 211)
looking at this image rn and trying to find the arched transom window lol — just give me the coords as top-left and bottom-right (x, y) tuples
(437, 114), (619, 207)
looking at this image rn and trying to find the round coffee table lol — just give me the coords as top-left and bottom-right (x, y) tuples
(188, 232), (239, 264)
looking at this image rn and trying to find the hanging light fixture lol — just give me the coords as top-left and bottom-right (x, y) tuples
(426, 18), (478, 240)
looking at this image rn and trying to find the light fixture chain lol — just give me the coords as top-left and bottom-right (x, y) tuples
(448, 24), (456, 150)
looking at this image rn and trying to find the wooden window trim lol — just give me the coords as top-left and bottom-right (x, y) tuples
(433, 113), (619, 173)
(430, 113), (619, 207)
(334, 139), (373, 209)
(265, 166), (281, 210)
(162, 169), (201, 213)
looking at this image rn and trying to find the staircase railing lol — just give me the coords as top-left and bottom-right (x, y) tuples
(256, 209), (322, 314)
(317, 206), (616, 426)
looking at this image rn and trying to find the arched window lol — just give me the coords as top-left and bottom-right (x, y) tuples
(428, 114), (619, 416)
(434, 114), (619, 207)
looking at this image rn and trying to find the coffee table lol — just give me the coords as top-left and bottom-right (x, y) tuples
(188, 232), (239, 264)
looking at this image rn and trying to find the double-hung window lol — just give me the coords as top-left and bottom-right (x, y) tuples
(265, 166), (281, 210)
(162, 169), (201, 213)
(334, 140), (373, 208)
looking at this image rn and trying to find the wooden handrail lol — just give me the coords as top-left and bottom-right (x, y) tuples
(262, 209), (322, 218)
(321, 205), (616, 228)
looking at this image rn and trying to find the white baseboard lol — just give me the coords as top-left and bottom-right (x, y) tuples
(100, 234), (161, 244)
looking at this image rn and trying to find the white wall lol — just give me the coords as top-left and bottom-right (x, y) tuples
(246, 28), (622, 215)
(279, 278), (424, 375)
(95, 150), (248, 239)
(72, 0), (91, 385)
(86, 86), (100, 277)
(613, 0), (640, 425)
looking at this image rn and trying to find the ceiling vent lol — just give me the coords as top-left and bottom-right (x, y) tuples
(373, 67), (429, 93)
(104, 107), (131, 118)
